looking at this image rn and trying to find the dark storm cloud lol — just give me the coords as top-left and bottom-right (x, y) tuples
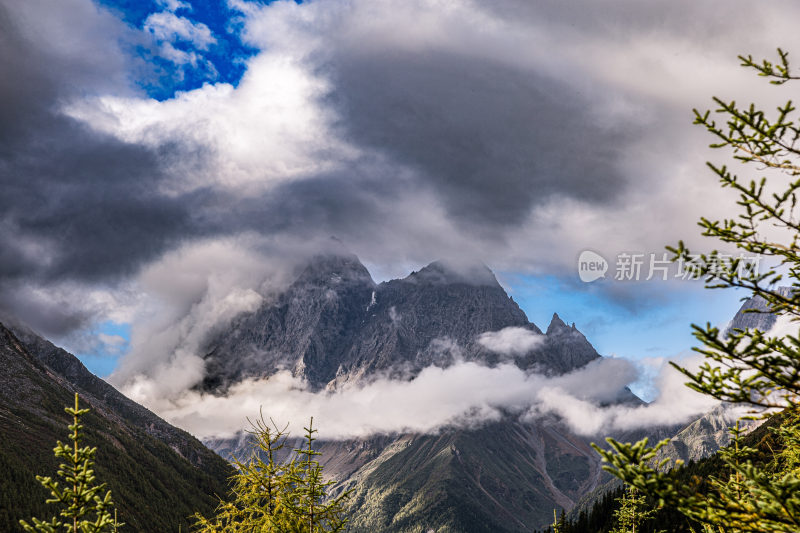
(3, 123), (199, 281)
(0, 0), (700, 338)
(325, 49), (633, 228)
(479, 0), (766, 48)
(0, 3), (202, 334)
(227, 165), (408, 236)
(0, 1), (409, 336)
(7, 0), (800, 344)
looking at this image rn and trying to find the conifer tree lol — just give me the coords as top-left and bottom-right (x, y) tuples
(593, 48), (800, 533)
(286, 418), (350, 533)
(194, 415), (351, 532)
(20, 393), (119, 533)
(194, 414), (299, 531)
(610, 486), (658, 533)
(551, 509), (561, 533)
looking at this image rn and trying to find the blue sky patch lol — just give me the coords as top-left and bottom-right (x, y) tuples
(97, 0), (260, 100)
(76, 320), (131, 377)
(503, 274), (746, 362)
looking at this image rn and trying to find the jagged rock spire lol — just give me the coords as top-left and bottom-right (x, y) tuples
(546, 312), (569, 335)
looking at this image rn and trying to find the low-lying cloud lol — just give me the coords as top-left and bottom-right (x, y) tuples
(477, 326), (544, 356)
(126, 353), (717, 441)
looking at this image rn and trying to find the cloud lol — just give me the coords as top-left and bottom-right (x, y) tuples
(0, 0), (752, 439)
(144, 12), (216, 50)
(4, 0), (800, 374)
(157, 0), (192, 13)
(109, 237), (279, 397)
(0, 0), (199, 336)
(136, 354), (715, 441)
(98, 332), (127, 347)
(478, 327), (544, 356)
(62, 0), (800, 278)
(527, 353), (720, 435)
(64, 52), (348, 192)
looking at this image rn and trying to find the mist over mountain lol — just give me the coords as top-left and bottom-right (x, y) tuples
(0, 253), (757, 531)
(201, 254), (600, 395)
(194, 254), (708, 530)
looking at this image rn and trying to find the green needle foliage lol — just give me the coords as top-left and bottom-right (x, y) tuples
(194, 414), (351, 532)
(20, 393), (120, 533)
(287, 418), (350, 532)
(610, 486), (659, 533)
(593, 48), (800, 533)
(193, 414), (295, 531)
(550, 508), (566, 533)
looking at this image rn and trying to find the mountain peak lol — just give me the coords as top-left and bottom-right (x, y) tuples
(406, 260), (500, 287)
(725, 286), (794, 335)
(546, 313), (569, 335)
(296, 253), (375, 287)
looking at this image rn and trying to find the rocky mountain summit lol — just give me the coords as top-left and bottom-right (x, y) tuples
(653, 289), (793, 464)
(200, 254), (774, 531)
(202, 254), (601, 393)
(200, 254), (645, 530)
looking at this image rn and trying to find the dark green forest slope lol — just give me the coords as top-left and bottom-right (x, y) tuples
(537, 415), (782, 533)
(0, 322), (233, 532)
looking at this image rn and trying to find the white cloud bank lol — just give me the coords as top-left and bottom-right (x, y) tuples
(127, 353), (717, 441)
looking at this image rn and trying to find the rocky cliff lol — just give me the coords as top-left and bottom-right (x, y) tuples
(725, 287), (794, 334)
(201, 254), (633, 530)
(202, 255), (600, 393)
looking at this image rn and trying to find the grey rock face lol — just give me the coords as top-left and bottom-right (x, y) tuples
(202, 255), (601, 391)
(200, 256), (620, 529)
(725, 287), (794, 334)
(200, 255), (786, 531)
(204, 254), (768, 531)
(202, 253), (377, 390)
(657, 404), (757, 464)
(525, 312), (605, 374)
